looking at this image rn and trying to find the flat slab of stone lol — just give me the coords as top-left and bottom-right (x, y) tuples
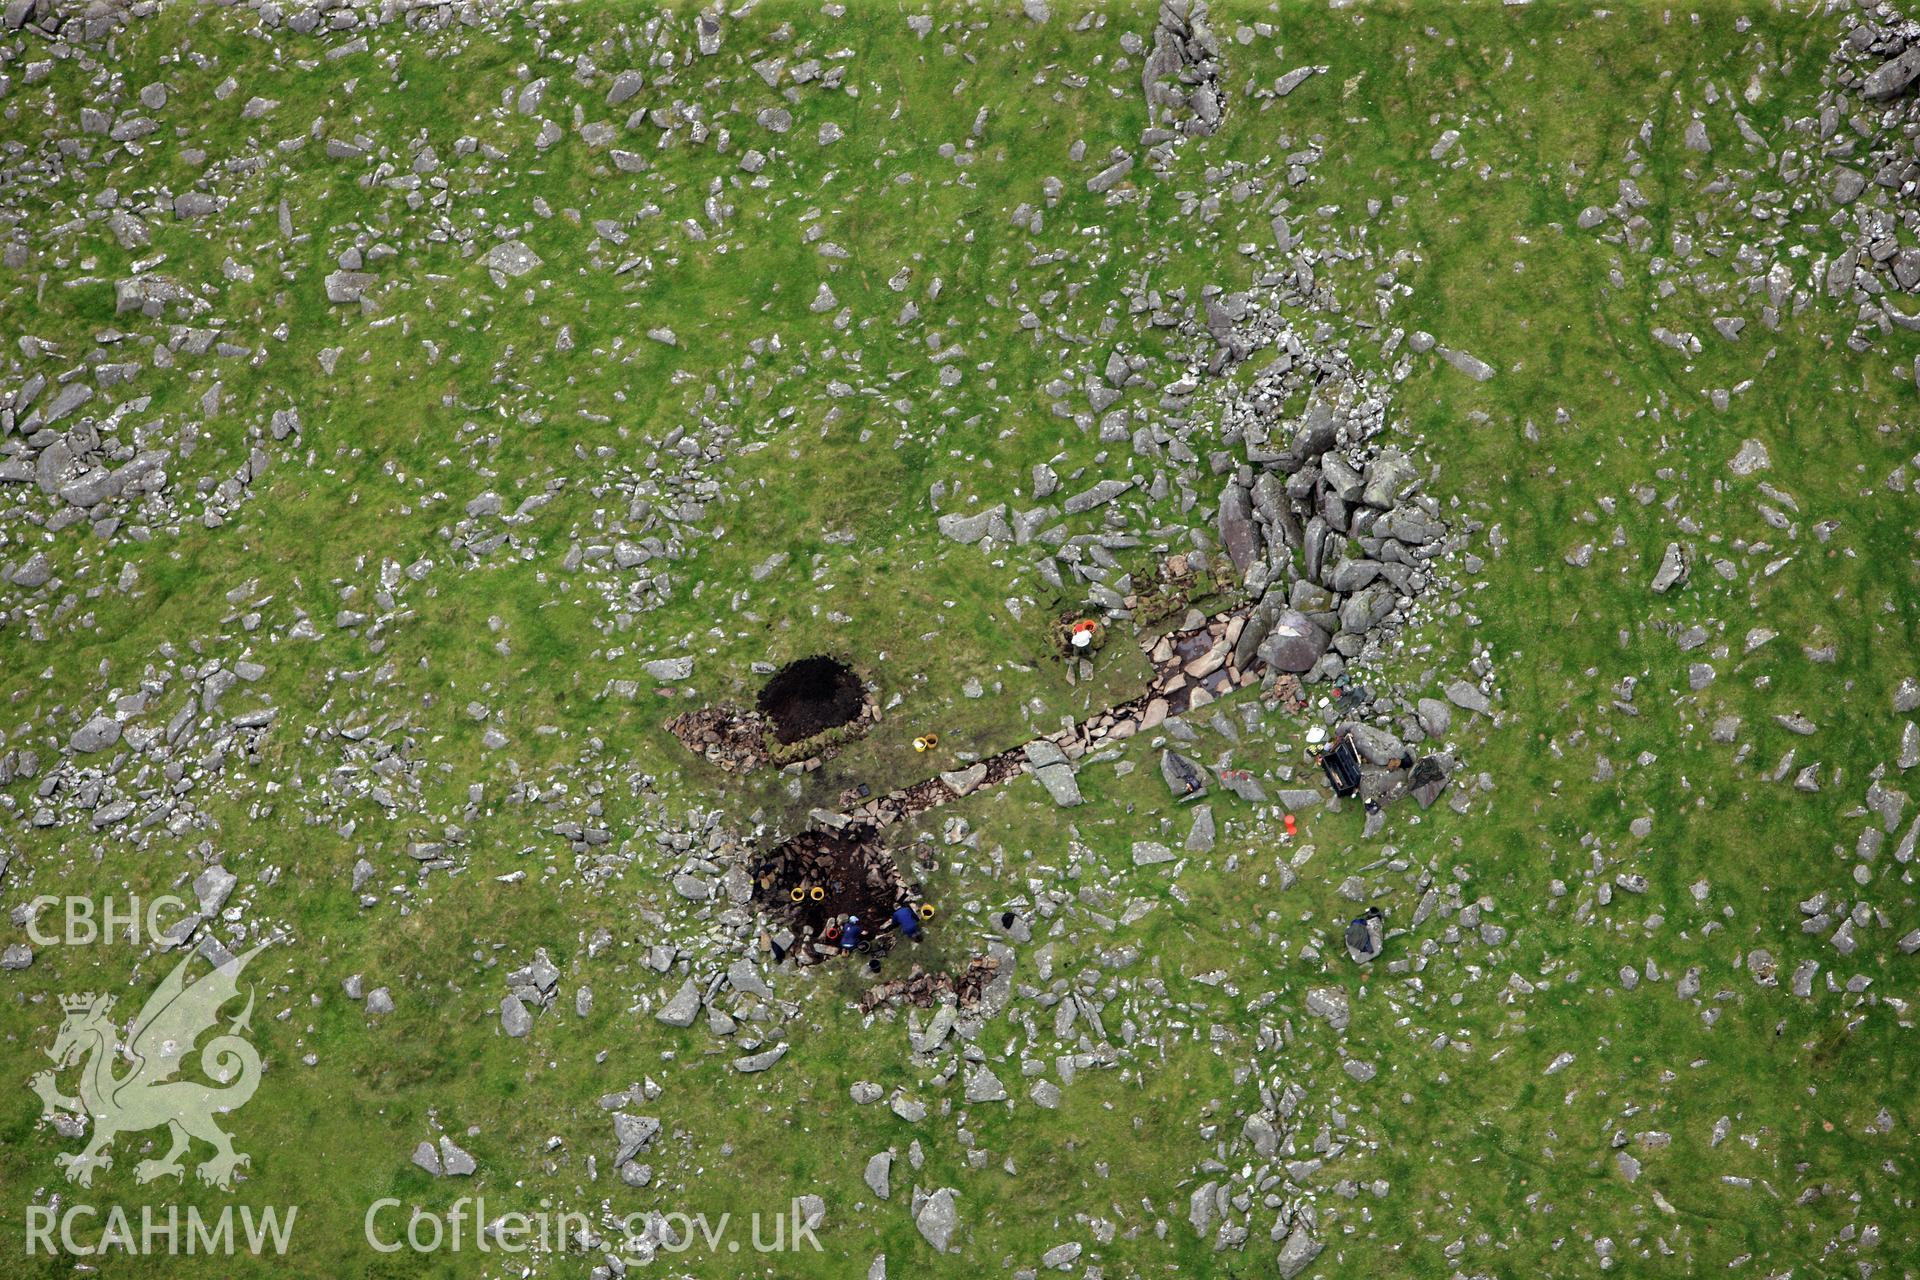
(940, 763), (988, 796)
(1132, 841), (1178, 866)
(1259, 610), (1328, 674)
(486, 239), (542, 277)
(915, 1187), (960, 1253)
(732, 1043), (788, 1073)
(655, 977), (701, 1026)
(1030, 761), (1082, 807)
(1445, 680), (1492, 715)
(1439, 346), (1495, 381)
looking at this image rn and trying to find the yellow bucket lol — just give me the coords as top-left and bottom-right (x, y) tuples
(810, 886), (825, 902)
(789, 887), (805, 902)
(918, 903), (936, 921)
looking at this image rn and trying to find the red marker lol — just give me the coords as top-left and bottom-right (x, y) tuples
(1284, 814), (1297, 837)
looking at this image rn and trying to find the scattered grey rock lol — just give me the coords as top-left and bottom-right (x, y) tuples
(1728, 438), (1770, 476)
(1651, 542), (1690, 594)
(70, 715), (121, 753)
(1304, 987), (1350, 1031)
(865, 1151), (893, 1199)
(1439, 347), (1495, 381)
(438, 1137), (476, 1176)
(1862, 45), (1920, 102)
(732, 1043), (788, 1073)
(1086, 154), (1135, 194)
(914, 1187), (960, 1253)
(486, 240), (541, 278)
(1445, 681), (1492, 716)
(1276, 1224), (1323, 1278)
(656, 978), (702, 1027)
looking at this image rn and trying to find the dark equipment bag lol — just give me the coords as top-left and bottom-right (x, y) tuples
(1319, 734), (1363, 798)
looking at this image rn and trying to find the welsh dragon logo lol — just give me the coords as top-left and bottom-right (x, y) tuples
(29, 944), (266, 1190)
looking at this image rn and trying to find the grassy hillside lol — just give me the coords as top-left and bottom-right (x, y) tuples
(1, 2), (1915, 1277)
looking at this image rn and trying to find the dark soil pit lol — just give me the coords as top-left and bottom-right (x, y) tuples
(757, 656), (867, 745)
(751, 824), (917, 960)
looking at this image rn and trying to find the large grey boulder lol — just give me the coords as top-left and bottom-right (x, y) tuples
(324, 270), (375, 303)
(940, 763), (988, 796)
(71, 715), (121, 753)
(194, 866), (238, 915)
(1320, 455), (1365, 502)
(865, 1151), (892, 1199)
(1439, 347), (1495, 381)
(1728, 438), (1770, 476)
(914, 1187), (961, 1253)
(1863, 46), (1920, 102)
(61, 466), (123, 508)
(10, 553), (53, 588)
(655, 977), (702, 1026)
(1651, 541), (1690, 593)
(486, 240), (542, 278)
(1233, 597), (1282, 670)
(1131, 841), (1177, 867)
(1086, 154), (1134, 193)
(42, 381), (93, 425)
(1304, 987), (1350, 1031)
(1361, 451), (1419, 508)
(606, 69), (644, 105)
(727, 958), (772, 999)
(1273, 402), (1340, 473)
(1217, 479), (1258, 576)
(1445, 680), (1492, 715)
(437, 1138), (476, 1176)
(732, 1043), (788, 1073)
(1277, 1224), (1324, 1278)
(937, 505), (1004, 544)
(1063, 478), (1132, 514)
(1329, 557), (1379, 593)
(1339, 586), (1392, 635)
(1377, 506), (1443, 544)
(1347, 723), (1407, 766)
(964, 1065), (1007, 1102)
(1258, 611), (1328, 673)
(1024, 740), (1082, 806)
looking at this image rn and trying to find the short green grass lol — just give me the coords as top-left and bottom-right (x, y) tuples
(3, 2), (1915, 1277)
